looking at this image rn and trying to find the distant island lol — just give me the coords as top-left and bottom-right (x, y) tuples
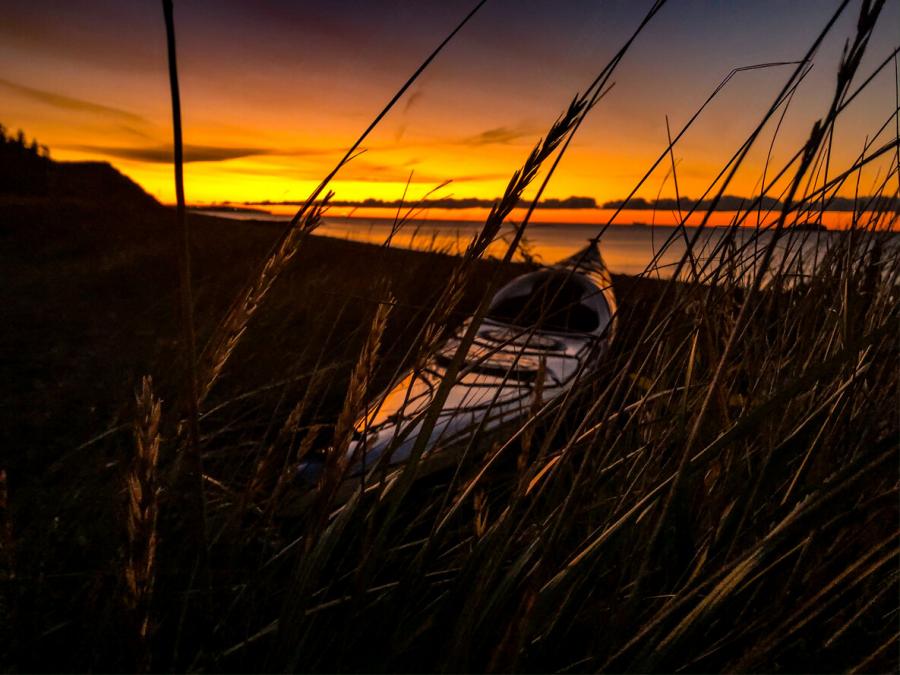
(239, 193), (899, 213)
(188, 204), (271, 215)
(600, 195), (899, 213)
(243, 196), (600, 210)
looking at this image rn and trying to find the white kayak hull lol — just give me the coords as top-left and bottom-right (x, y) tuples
(298, 241), (616, 484)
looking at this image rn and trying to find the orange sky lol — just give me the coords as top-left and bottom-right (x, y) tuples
(1, 1), (897, 220)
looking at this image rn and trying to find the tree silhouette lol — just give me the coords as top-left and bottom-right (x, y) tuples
(0, 122), (52, 194)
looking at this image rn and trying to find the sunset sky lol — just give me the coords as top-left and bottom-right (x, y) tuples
(1, 0), (897, 212)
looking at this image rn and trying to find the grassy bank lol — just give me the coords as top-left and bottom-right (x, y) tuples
(1, 196), (678, 669)
(1, 191), (896, 671)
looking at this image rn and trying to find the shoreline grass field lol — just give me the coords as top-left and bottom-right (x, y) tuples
(1, 147), (896, 672)
(0, 190), (681, 671)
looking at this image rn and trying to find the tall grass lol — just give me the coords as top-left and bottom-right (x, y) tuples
(154, 0), (898, 670)
(185, 3), (895, 671)
(125, 377), (161, 670)
(6, 0), (898, 671)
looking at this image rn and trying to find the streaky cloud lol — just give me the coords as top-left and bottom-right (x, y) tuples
(0, 78), (147, 124)
(68, 144), (272, 163)
(462, 125), (537, 146)
(403, 89), (425, 113)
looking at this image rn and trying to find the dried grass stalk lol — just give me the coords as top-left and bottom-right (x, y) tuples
(333, 294), (394, 472)
(198, 195), (332, 405)
(249, 369), (327, 502)
(125, 376), (161, 652)
(309, 293), (395, 506)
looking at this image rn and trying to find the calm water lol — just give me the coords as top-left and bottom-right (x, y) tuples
(202, 209), (896, 278)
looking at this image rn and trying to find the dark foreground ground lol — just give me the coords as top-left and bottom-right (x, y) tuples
(0, 173), (673, 669)
(0, 195), (662, 474)
(2, 158), (896, 673)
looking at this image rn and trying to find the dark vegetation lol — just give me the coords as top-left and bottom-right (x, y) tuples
(0, 139), (670, 672)
(601, 193), (900, 213)
(0, 125), (158, 209)
(242, 193), (899, 214)
(244, 196), (600, 210)
(0, 126), (50, 196)
(0, 160), (531, 667)
(1, 0), (899, 672)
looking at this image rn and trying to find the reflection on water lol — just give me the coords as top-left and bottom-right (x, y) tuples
(202, 210), (897, 278)
(310, 218), (899, 280)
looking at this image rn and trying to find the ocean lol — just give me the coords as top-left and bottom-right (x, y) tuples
(200, 209), (895, 278)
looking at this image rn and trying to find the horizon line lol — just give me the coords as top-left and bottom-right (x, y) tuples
(213, 194), (900, 213)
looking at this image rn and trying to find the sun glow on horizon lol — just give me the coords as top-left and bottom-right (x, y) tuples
(4, 0), (897, 229)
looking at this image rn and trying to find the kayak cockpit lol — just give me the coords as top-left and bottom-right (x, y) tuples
(486, 268), (611, 335)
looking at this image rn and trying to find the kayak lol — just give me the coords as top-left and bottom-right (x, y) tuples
(298, 241), (616, 485)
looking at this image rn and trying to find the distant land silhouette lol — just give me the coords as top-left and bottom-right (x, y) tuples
(244, 196), (599, 209)
(241, 193), (899, 212)
(1, 124), (160, 209)
(601, 194), (900, 212)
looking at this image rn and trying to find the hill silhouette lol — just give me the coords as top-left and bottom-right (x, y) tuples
(0, 124), (160, 209)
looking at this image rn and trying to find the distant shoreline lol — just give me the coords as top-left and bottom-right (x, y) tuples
(226, 193), (899, 213)
(193, 206), (857, 232)
(188, 204), (271, 215)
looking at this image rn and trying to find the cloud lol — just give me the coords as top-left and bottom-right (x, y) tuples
(115, 124), (156, 141)
(462, 125), (536, 146)
(333, 159), (502, 185)
(0, 77), (147, 124)
(453, 173), (510, 182)
(68, 144), (272, 163)
(403, 89), (425, 113)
